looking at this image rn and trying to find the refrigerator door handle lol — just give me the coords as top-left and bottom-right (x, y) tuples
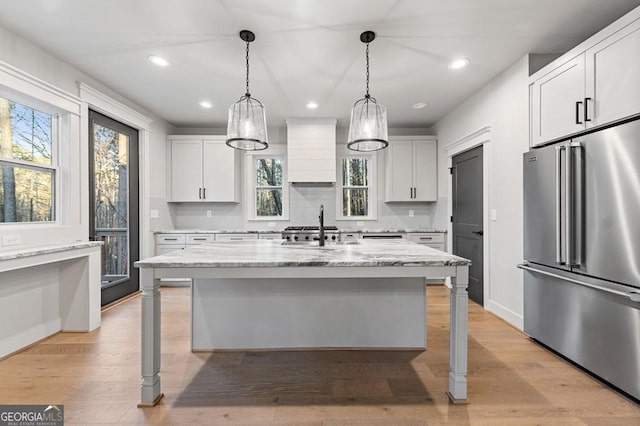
(517, 264), (640, 302)
(570, 141), (583, 266)
(555, 146), (564, 264)
(565, 142), (573, 266)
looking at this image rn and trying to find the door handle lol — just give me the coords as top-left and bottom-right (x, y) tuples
(575, 101), (583, 124)
(203, 187), (206, 199)
(198, 188), (202, 199)
(584, 97), (592, 122)
(472, 230), (483, 236)
(565, 142), (573, 266)
(555, 145), (564, 265)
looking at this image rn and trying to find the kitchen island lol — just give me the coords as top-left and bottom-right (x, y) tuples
(135, 239), (470, 406)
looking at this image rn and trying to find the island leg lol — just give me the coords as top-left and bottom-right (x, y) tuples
(447, 265), (469, 404)
(138, 268), (164, 407)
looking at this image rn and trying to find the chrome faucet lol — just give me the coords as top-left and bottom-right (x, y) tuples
(319, 204), (325, 247)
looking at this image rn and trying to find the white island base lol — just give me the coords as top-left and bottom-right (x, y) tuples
(135, 240), (470, 407)
(193, 277), (426, 350)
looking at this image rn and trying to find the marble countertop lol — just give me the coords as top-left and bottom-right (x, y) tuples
(0, 241), (103, 261)
(154, 228), (447, 234)
(135, 239), (468, 268)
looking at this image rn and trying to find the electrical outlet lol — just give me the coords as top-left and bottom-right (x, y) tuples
(3, 234), (21, 246)
(491, 209), (497, 221)
(408, 210), (414, 217)
(268, 222), (276, 227)
(356, 221), (364, 227)
(206, 210), (213, 218)
(150, 209), (159, 219)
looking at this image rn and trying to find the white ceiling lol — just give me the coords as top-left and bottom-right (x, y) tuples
(0, 0), (639, 128)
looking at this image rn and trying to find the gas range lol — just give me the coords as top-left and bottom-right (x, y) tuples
(282, 226), (340, 243)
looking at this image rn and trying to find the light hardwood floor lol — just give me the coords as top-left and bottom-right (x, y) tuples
(0, 286), (638, 425)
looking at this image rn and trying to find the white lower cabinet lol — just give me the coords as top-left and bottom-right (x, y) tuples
(215, 233), (259, 241)
(407, 232), (446, 284)
(406, 232), (445, 251)
(258, 233), (282, 240)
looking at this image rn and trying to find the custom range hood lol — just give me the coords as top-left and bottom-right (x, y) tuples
(286, 118), (337, 185)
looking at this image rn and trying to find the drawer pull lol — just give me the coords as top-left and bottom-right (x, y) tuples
(164, 238), (178, 241)
(420, 237), (433, 240)
(192, 238), (206, 241)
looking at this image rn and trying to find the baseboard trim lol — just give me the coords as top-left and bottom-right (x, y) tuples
(486, 299), (523, 330)
(0, 318), (61, 359)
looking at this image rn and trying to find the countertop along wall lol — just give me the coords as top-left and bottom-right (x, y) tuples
(432, 55), (530, 329)
(163, 127), (441, 231)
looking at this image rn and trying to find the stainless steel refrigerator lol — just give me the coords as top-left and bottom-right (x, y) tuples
(521, 117), (640, 401)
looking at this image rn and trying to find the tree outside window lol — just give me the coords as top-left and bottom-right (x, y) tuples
(342, 157), (369, 216)
(256, 158), (283, 217)
(0, 96), (55, 223)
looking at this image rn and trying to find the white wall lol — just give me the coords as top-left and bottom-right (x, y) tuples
(433, 56), (530, 328)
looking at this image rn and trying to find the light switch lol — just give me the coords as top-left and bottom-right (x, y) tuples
(356, 221), (364, 227)
(408, 210), (414, 217)
(491, 209), (497, 221)
(268, 222), (276, 227)
(206, 210), (213, 218)
(150, 209), (159, 219)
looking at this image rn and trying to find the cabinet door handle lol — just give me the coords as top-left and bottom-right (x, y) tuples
(203, 188), (206, 199)
(410, 187), (413, 199)
(199, 188), (202, 199)
(575, 101), (583, 124)
(584, 97), (592, 122)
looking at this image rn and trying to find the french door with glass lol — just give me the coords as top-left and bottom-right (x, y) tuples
(89, 110), (139, 306)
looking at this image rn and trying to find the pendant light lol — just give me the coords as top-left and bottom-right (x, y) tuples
(226, 30), (269, 151)
(347, 31), (388, 152)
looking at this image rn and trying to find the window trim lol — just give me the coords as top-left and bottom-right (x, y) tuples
(245, 146), (289, 221)
(0, 96), (60, 225)
(336, 148), (377, 221)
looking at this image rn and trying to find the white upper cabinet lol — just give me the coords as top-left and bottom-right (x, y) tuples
(286, 118), (336, 183)
(530, 55), (586, 146)
(385, 137), (437, 202)
(167, 135), (239, 202)
(530, 8), (640, 146)
(585, 20), (640, 128)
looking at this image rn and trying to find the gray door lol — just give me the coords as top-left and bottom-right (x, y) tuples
(452, 146), (484, 305)
(572, 118), (640, 288)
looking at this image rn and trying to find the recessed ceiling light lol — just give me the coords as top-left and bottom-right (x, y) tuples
(306, 101), (319, 109)
(412, 102), (427, 109)
(199, 101), (213, 109)
(449, 58), (470, 70)
(148, 55), (170, 67)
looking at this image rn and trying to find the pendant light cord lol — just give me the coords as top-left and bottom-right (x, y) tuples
(245, 40), (250, 96)
(365, 42), (370, 98)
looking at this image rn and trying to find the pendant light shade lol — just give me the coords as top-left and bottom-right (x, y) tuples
(226, 30), (268, 151)
(347, 31), (388, 152)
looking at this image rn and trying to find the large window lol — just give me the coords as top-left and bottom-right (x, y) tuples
(0, 96), (56, 223)
(337, 152), (377, 220)
(248, 149), (289, 220)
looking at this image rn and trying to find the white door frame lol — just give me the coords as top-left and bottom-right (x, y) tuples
(445, 126), (491, 306)
(78, 83), (153, 261)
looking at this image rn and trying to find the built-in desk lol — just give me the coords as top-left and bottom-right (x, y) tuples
(0, 242), (103, 358)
